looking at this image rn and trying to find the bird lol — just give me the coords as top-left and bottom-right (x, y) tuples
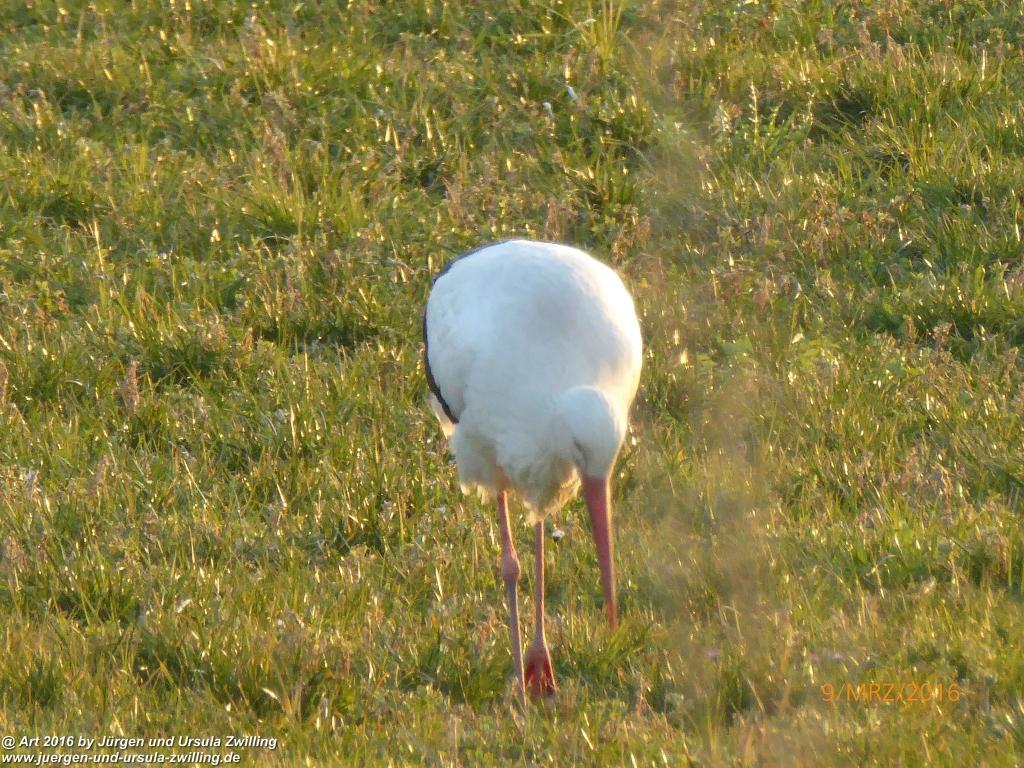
(423, 239), (642, 704)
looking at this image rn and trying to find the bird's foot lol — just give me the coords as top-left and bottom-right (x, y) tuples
(524, 640), (557, 700)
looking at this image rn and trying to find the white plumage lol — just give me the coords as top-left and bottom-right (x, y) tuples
(423, 239), (642, 703)
(425, 240), (641, 512)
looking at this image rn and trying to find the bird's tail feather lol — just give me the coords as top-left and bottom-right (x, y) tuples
(427, 393), (456, 438)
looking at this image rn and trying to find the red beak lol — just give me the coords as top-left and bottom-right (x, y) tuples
(581, 475), (617, 631)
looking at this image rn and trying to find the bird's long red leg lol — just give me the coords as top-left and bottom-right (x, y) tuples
(524, 521), (557, 698)
(497, 489), (526, 706)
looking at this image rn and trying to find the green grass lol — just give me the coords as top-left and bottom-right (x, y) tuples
(1, 0), (1022, 764)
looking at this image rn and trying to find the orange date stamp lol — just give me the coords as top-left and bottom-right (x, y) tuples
(821, 682), (964, 705)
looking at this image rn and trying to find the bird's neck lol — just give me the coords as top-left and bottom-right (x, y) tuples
(554, 386), (624, 478)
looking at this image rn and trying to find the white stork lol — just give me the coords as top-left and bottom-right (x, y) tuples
(423, 239), (642, 703)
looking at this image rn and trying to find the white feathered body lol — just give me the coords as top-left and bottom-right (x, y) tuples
(425, 240), (642, 517)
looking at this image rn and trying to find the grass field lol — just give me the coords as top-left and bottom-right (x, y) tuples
(1, 0), (1023, 764)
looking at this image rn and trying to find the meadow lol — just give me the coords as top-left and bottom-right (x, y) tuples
(1, 0), (1022, 764)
